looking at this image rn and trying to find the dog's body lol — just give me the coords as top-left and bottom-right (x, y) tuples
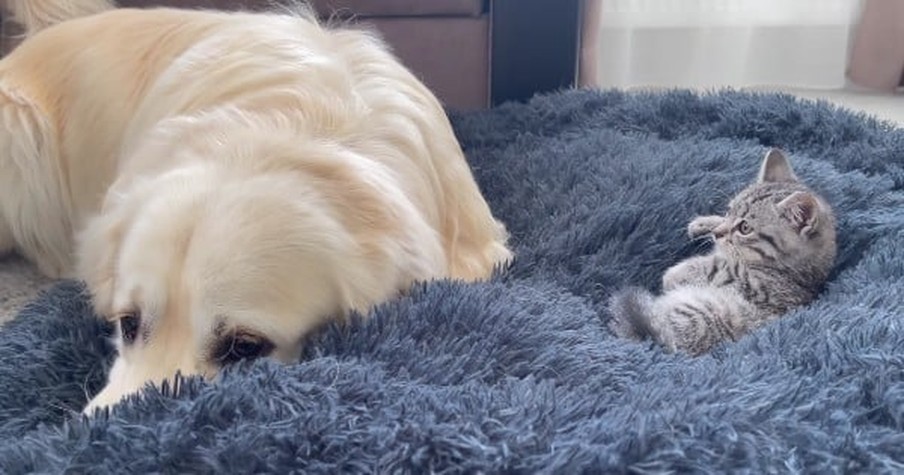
(1, 0), (115, 37)
(0, 4), (511, 413)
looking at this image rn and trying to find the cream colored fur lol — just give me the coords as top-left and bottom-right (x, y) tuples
(0, 3), (511, 414)
(2, 0), (114, 35)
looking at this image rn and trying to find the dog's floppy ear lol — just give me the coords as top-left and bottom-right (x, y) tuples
(75, 184), (138, 317)
(76, 215), (125, 318)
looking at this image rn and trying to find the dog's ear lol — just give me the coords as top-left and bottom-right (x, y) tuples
(76, 215), (124, 318)
(75, 186), (137, 318)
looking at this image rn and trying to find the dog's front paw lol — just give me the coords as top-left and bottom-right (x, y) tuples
(687, 215), (724, 239)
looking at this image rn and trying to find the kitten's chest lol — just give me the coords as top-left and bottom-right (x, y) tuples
(711, 258), (804, 313)
(706, 255), (743, 289)
(708, 256), (772, 308)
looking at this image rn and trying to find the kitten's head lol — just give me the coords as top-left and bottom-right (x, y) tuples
(711, 149), (836, 277)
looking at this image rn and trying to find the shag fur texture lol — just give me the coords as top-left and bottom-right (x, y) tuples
(1, 89), (903, 473)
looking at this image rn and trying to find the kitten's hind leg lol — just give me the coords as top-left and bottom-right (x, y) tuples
(652, 286), (757, 356)
(607, 287), (658, 341)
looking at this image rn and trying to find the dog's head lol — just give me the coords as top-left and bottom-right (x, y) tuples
(76, 159), (392, 414)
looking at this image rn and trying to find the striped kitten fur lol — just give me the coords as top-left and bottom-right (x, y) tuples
(608, 149), (837, 356)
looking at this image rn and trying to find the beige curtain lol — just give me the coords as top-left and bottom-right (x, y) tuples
(589, 0), (862, 90)
(847, 0), (904, 91)
(579, 0), (602, 87)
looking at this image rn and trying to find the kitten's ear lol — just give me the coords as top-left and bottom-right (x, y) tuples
(757, 148), (798, 183)
(778, 191), (819, 235)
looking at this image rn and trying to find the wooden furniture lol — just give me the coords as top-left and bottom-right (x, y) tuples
(1, 0), (600, 109)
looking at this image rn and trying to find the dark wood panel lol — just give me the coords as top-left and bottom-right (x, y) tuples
(490, 0), (581, 106)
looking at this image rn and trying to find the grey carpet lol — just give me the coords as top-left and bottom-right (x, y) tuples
(0, 256), (52, 325)
(0, 89), (903, 473)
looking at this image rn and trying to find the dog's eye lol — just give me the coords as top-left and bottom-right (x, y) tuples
(118, 312), (141, 344)
(215, 331), (274, 365)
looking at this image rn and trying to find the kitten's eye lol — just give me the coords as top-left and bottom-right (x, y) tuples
(118, 312), (141, 344)
(215, 331), (274, 365)
(736, 220), (753, 235)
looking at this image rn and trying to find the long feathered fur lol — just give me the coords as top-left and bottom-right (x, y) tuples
(2, 0), (115, 37)
(0, 4), (511, 414)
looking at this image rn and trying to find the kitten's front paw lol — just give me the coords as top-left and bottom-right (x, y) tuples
(687, 215), (724, 239)
(662, 256), (709, 291)
(661, 265), (685, 291)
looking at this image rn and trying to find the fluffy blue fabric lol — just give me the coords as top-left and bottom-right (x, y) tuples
(1, 89), (903, 473)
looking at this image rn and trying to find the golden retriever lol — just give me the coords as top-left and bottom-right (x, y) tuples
(0, 1), (512, 414)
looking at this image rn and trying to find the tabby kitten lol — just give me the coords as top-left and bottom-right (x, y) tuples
(608, 148), (837, 356)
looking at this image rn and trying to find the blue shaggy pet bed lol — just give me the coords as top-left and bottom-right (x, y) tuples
(1, 89), (903, 473)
